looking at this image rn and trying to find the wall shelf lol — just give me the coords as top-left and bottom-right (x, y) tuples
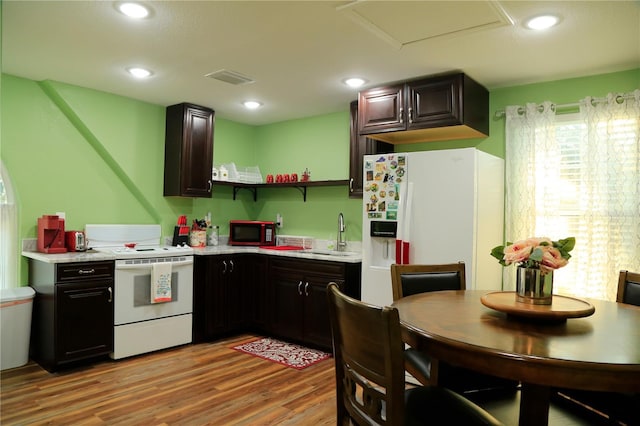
(212, 180), (349, 202)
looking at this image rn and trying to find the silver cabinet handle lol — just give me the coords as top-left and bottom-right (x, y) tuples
(229, 260), (234, 273)
(349, 178), (354, 193)
(222, 260), (227, 274)
(304, 282), (309, 297)
(208, 180), (212, 192)
(107, 287), (113, 303)
(78, 268), (95, 275)
(297, 281), (303, 296)
(399, 107), (404, 124)
(408, 107), (413, 124)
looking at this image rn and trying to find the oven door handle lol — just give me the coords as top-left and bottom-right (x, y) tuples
(115, 259), (193, 270)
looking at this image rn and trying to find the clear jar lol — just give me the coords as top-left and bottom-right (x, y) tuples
(208, 226), (219, 246)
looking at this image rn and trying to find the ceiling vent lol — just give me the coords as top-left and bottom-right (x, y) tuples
(205, 69), (255, 85)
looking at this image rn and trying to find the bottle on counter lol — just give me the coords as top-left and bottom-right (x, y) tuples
(208, 225), (219, 246)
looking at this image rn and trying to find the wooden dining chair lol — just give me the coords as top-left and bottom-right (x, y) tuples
(617, 269), (640, 306)
(391, 262), (466, 300)
(326, 282), (503, 425)
(553, 270), (640, 424)
(390, 262), (519, 393)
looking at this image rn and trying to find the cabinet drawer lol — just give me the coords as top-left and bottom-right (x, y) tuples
(56, 261), (114, 283)
(269, 258), (346, 276)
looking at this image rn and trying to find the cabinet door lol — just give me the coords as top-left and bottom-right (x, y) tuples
(250, 255), (269, 331)
(164, 103), (214, 198)
(206, 257), (227, 336)
(269, 267), (304, 342)
(406, 75), (462, 129)
(226, 256), (251, 331)
(303, 277), (344, 349)
(56, 282), (113, 362)
(349, 101), (393, 198)
(192, 256), (209, 343)
(358, 84), (405, 135)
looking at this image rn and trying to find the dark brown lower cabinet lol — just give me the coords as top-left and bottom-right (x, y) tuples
(268, 258), (360, 350)
(193, 254), (263, 342)
(29, 261), (115, 372)
(193, 254), (360, 351)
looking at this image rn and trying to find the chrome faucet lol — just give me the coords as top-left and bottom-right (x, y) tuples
(337, 212), (347, 251)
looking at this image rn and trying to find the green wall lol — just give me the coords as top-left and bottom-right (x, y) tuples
(2, 68), (638, 285)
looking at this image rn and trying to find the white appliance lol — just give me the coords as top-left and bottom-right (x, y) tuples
(85, 224), (194, 359)
(361, 148), (504, 306)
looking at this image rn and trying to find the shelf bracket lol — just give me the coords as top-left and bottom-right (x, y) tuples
(294, 186), (308, 202)
(232, 186), (257, 201)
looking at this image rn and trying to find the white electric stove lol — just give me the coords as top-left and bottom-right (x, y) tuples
(86, 224), (194, 258)
(85, 224), (194, 359)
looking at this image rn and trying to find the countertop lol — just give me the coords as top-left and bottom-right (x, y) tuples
(22, 245), (362, 264)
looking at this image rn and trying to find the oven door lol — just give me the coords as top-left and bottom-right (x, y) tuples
(113, 256), (193, 326)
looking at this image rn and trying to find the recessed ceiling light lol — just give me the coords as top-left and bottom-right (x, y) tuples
(343, 77), (368, 88)
(127, 67), (153, 78)
(243, 101), (262, 110)
(524, 14), (560, 30)
(117, 2), (150, 19)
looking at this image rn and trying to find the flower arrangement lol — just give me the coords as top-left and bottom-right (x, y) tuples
(491, 237), (575, 274)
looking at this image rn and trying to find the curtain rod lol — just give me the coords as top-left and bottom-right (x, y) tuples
(493, 93), (636, 119)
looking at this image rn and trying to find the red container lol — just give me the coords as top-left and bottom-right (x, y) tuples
(37, 215), (67, 253)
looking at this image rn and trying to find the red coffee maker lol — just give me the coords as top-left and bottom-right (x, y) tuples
(37, 215), (67, 253)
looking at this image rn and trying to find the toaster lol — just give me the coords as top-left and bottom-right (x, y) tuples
(65, 231), (87, 252)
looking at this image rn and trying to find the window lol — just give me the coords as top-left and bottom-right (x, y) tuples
(0, 160), (19, 289)
(504, 92), (640, 301)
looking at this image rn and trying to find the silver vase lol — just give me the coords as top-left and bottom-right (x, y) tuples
(516, 267), (553, 305)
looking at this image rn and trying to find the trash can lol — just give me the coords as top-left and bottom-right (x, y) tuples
(1, 286), (35, 370)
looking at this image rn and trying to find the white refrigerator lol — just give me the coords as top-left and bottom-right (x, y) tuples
(361, 148), (504, 306)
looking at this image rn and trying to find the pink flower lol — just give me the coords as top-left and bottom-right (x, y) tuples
(503, 243), (532, 265)
(540, 246), (568, 272)
(502, 238), (551, 265)
(492, 236), (574, 271)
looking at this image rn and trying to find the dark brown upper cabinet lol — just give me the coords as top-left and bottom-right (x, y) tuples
(357, 72), (489, 144)
(164, 103), (215, 197)
(349, 100), (393, 198)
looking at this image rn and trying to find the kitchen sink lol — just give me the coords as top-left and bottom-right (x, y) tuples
(304, 249), (360, 257)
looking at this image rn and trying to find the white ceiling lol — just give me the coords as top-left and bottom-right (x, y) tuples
(3, 1), (639, 126)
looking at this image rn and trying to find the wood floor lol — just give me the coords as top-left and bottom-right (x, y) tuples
(1, 333), (608, 425)
(1, 334), (335, 425)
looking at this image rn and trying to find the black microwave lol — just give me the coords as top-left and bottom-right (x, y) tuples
(229, 220), (276, 246)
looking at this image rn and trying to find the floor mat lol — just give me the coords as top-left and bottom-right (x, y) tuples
(232, 337), (331, 370)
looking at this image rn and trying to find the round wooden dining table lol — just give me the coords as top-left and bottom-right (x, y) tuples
(392, 290), (640, 426)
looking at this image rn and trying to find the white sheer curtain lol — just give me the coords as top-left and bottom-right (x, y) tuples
(504, 91), (640, 301)
(1, 160), (19, 289)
